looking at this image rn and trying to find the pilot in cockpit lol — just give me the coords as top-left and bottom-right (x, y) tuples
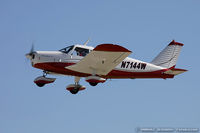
(74, 47), (89, 56)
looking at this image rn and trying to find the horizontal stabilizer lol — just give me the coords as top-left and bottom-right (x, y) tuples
(164, 68), (187, 75)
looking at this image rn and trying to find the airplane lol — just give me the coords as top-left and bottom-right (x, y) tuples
(26, 40), (187, 94)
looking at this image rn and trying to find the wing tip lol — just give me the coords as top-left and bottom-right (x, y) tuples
(94, 44), (132, 52)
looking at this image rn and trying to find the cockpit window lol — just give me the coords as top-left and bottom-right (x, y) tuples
(60, 45), (90, 56)
(74, 47), (89, 56)
(59, 45), (74, 54)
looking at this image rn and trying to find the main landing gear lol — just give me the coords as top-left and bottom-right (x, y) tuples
(34, 72), (107, 94)
(66, 77), (85, 94)
(89, 82), (98, 86)
(34, 71), (56, 87)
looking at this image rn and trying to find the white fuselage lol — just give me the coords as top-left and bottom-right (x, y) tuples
(31, 50), (165, 75)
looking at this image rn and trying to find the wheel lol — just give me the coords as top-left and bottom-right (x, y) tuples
(36, 83), (45, 87)
(70, 88), (79, 94)
(89, 82), (98, 86)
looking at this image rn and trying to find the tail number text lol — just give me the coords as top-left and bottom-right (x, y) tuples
(121, 61), (146, 70)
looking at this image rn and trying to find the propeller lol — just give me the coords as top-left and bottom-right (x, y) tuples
(26, 42), (36, 60)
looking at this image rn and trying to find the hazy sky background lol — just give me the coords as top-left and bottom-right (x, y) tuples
(0, 0), (200, 133)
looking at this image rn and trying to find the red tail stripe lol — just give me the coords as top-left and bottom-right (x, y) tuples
(168, 40), (184, 46)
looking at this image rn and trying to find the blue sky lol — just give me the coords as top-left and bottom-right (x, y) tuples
(0, 0), (200, 133)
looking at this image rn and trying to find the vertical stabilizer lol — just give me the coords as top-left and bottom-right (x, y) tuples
(151, 40), (184, 68)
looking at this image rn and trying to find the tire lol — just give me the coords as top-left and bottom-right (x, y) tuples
(70, 88), (79, 94)
(89, 82), (98, 86)
(36, 83), (45, 87)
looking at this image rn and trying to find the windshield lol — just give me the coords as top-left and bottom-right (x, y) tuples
(59, 45), (74, 54)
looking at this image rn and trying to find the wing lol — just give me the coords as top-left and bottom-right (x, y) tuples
(66, 44), (132, 76)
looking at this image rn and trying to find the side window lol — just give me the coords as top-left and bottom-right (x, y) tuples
(72, 48), (79, 56)
(74, 47), (89, 56)
(80, 49), (89, 56)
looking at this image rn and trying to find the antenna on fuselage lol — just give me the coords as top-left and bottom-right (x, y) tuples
(83, 38), (90, 46)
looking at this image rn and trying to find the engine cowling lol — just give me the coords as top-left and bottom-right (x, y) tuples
(85, 76), (106, 83)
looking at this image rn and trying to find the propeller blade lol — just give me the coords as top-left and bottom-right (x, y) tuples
(30, 43), (34, 53)
(26, 42), (35, 59)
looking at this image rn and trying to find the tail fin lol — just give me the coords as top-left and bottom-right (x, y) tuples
(151, 40), (184, 68)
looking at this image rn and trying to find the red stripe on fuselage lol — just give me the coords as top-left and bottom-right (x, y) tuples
(107, 70), (174, 79)
(34, 62), (91, 77)
(34, 62), (174, 79)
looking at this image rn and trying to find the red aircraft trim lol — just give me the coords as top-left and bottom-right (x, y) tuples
(34, 62), (174, 79)
(170, 68), (187, 72)
(34, 80), (54, 84)
(106, 69), (174, 79)
(66, 87), (86, 91)
(93, 44), (132, 52)
(86, 79), (106, 83)
(34, 62), (91, 77)
(168, 40), (184, 46)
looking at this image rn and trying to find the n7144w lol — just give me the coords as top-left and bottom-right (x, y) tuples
(26, 40), (187, 94)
